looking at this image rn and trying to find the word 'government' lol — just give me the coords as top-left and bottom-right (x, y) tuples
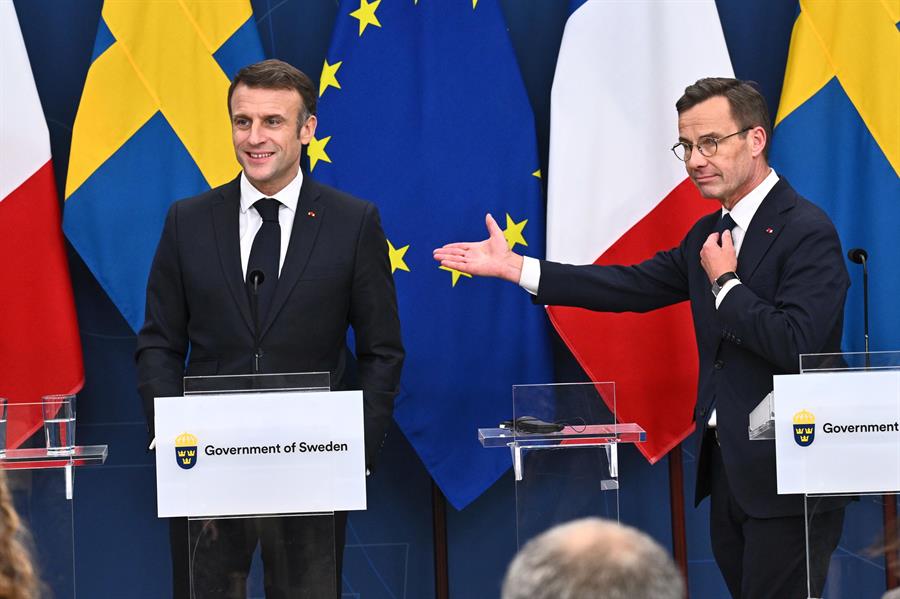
(822, 422), (900, 434)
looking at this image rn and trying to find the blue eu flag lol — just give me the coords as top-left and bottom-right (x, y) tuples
(315, 0), (552, 509)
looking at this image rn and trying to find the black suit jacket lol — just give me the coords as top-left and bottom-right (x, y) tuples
(136, 174), (404, 469)
(535, 178), (848, 518)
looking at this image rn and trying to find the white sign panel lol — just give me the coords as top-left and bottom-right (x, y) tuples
(155, 391), (366, 518)
(774, 371), (900, 495)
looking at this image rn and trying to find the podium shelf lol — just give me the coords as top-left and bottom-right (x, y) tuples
(478, 423), (645, 449)
(0, 445), (108, 470)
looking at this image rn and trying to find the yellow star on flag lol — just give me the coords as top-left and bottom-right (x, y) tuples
(532, 169), (541, 179)
(503, 213), (528, 250)
(308, 135), (332, 171)
(319, 60), (342, 97)
(440, 266), (472, 287)
(350, 0), (381, 37)
(472, 0), (479, 8)
(387, 240), (410, 273)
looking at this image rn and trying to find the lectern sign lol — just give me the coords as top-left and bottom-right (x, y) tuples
(155, 391), (366, 517)
(774, 371), (900, 495)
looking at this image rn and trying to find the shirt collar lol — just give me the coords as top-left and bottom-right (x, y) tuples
(239, 169), (304, 214)
(722, 168), (779, 230)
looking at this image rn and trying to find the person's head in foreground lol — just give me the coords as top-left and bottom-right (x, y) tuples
(501, 518), (684, 599)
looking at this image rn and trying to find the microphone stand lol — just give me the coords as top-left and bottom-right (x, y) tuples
(850, 249), (896, 588)
(248, 270), (264, 373)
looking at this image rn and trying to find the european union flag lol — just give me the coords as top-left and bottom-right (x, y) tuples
(63, 2), (264, 331)
(316, 0), (552, 509)
(770, 2), (899, 350)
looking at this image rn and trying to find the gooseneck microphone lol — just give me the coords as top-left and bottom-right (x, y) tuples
(847, 248), (869, 353)
(248, 269), (266, 372)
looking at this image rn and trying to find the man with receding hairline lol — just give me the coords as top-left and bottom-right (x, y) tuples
(435, 77), (848, 597)
(502, 518), (684, 599)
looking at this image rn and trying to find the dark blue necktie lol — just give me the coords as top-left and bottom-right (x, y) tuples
(246, 198), (281, 326)
(715, 213), (737, 245)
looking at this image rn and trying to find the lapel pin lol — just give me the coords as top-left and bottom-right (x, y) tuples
(765, 227), (774, 234)
(307, 210), (316, 218)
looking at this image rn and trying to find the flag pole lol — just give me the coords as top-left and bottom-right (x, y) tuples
(668, 445), (689, 593)
(431, 479), (450, 599)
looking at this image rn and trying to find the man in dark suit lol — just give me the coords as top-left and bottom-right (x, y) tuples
(434, 78), (848, 598)
(136, 59), (404, 598)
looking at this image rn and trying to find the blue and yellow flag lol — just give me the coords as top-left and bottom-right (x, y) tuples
(316, 0), (552, 509)
(63, 1), (264, 331)
(770, 2), (900, 349)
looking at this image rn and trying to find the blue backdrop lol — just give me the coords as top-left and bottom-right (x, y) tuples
(11, 1), (894, 597)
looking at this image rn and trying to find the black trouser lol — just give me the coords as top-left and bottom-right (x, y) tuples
(170, 512), (348, 599)
(709, 437), (844, 599)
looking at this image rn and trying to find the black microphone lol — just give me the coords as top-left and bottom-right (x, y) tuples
(847, 248), (868, 264)
(248, 269), (266, 293)
(846, 248), (869, 353)
(248, 269), (266, 371)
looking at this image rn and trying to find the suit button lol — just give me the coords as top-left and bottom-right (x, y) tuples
(714, 360), (724, 369)
(735, 338), (742, 345)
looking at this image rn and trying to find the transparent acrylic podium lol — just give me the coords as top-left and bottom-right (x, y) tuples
(479, 383), (645, 547)
(754, 352), (900, 598)
(182, 372), (338, 599)
(1, 400), (108, 598)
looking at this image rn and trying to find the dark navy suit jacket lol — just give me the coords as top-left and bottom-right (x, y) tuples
(136, 174), (404, 469)
(535, 178), (848, 518)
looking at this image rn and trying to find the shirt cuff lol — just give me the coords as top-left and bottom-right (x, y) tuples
(519, 256), (541, 295)
(714, 279), (741, 309)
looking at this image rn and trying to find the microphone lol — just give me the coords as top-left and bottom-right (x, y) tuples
(247, 269), (266, 372)
(846, 248), (869, 353)
(248, 269), (266, 292)
(847, 248), (868, 264)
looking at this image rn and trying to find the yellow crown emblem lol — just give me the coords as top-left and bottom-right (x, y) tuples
(792, 410), (815, 425)
(176, 432), (198, 446)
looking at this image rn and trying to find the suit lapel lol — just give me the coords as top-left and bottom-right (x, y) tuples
(736, 179), (793, 283)
(211, 177), (254, 335)
(259, 175), (325, 339)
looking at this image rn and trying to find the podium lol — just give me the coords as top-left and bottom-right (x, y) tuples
(154, 373), (366, 598)
(479, 382), (645, 547)
(758, 351), (900, 598)
(1, 401), (107, 598)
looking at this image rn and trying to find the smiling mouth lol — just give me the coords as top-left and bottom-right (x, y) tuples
(248, 152), (274, 159)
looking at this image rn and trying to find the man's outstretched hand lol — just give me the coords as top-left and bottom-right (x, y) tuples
(433, 214), (524, 283)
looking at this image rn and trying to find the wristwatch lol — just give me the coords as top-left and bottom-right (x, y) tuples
(712, 271), (740, 296)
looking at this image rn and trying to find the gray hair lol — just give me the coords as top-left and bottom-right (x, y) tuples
(501, 518), (684, 599)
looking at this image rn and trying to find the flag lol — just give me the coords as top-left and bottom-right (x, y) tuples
(0, 2), (83, 448)
(63, 0), (264, 332)
(316, 0), (552, 509)
(545, 0), (734, 463)
(770, 1), (899, 350)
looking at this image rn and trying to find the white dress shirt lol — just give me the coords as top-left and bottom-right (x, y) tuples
(239, 169), (304, 278)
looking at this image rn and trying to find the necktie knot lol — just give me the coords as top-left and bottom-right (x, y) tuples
(716, 213), (737, 236)
(254, 198), (281, 223)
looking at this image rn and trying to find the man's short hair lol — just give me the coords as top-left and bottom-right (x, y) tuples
(676, 77), (772, 158)
(501, 518), (684, 599)
(227, 59), (317, 124)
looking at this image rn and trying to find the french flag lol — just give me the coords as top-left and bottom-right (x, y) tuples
(546, 0), (734, 463)
(0, 3), (83, 449)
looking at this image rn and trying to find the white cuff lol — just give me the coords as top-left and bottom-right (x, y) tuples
(519, 256), (541, 295)
(714, 279), (741, 309)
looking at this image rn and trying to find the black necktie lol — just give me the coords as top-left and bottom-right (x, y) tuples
(715, 213), (737, 245)
(246, 198), (281, 326)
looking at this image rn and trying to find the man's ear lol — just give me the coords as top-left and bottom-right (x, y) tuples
(749, 125), (767, 158)
(300, 115), (317, 145)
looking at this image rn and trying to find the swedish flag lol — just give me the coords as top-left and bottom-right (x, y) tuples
(316, 0), (552, 509)
(770, 2), (899, 349)
(63, 1), (264, 331)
